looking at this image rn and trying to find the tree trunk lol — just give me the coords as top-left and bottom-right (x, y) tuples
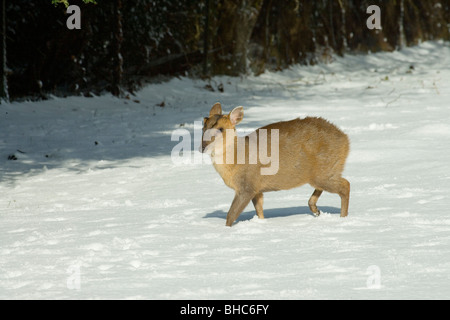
(212, 0), (264, 76)
(1, 0), (9, 102)
(398, 0), (407, 49)
(447, 0), (450, 40)
(337, 0), (348, 53)
(203, 0), (210, 77)
(111, 0), (123, 96)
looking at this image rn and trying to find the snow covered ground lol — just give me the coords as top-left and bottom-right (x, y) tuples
(1, 41), (450, 300)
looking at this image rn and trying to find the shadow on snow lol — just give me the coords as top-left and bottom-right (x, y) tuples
(204, 205), (341, 224)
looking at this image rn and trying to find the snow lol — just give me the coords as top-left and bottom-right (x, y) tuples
(1, 41), (450, 299)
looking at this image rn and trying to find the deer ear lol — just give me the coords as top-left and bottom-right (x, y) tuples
(209, 102), (222, 117)
(229, 106), (244, 126)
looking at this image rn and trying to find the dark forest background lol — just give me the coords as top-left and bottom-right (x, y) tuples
(0, 0), (449, 101)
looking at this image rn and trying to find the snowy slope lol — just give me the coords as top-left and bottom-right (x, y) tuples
(1, 41), (450, 299)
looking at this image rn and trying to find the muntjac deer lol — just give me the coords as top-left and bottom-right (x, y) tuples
(200, 102), (350, 227)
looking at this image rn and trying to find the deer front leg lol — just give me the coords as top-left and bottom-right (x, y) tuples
(252, 193), (264, 219)
(226, 191), (254, 227)
(308, 189), (323, 217)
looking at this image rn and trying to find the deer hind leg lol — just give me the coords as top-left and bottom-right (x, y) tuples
(335, 177), (350, 217)
(308, 189), (323, 217)
(310, 176), (350, 218)
(252, 193), (264, 219)
(316, 177), (350, 217)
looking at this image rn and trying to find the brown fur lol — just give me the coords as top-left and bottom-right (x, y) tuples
(201, 102), (350, 227)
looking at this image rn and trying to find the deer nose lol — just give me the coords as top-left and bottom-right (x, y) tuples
(200, 142), (206, 153)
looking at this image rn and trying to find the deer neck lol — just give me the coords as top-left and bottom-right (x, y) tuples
(211, 134), (242, 187)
